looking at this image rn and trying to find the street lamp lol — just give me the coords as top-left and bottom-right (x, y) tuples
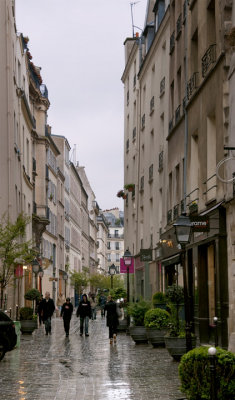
(208, 346), (217, 400)
(32, 258), (40, 290)
(173, 213), (192, 352)
(109, 264), (116, 289)
(63, 271), (68, 297)
(123, 249), (133, 328)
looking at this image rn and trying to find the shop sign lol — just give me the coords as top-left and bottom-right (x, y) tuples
(190, 216), (210, 232)
(140, 249), (152, 262)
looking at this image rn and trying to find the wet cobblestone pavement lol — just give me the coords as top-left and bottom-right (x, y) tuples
(0, 313), (184, 399)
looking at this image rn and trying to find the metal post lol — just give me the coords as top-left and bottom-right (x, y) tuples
(16, 304), (19, 321)
(213, 317), (218, 347)
(127, 265), (130, 329)
(181, 245), (192, 352)
(208, 347), (217, 400)
(111, 274), (113, 289)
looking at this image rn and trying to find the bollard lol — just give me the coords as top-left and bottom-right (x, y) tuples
(14, 321), (21, 348)
(213, 316), (218, 347)
(208, 346), (217, 400)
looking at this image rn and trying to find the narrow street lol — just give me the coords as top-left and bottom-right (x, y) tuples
(0, 313), (184, 400)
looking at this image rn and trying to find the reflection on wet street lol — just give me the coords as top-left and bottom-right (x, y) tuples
(0, 314), (184, 399)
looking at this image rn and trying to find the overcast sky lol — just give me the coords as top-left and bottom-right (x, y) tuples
(15, 0), (147, 211)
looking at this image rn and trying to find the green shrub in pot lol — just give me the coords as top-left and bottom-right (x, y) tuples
(127, 300), (151, 326)
(144, 308), (170, 329)
(179, 346), (235, 399)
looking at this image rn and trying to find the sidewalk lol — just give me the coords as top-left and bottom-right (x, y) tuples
(0, 312), (184, 399)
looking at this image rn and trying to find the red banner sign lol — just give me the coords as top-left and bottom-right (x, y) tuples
(120, 258), (134, 273)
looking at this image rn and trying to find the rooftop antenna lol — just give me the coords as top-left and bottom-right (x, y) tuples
(130, 1), (140, 37)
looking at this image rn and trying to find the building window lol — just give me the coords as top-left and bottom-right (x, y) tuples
(115, 242), (120, 250)
(141, 114), (145, 130)
(140, 176), (144, 191)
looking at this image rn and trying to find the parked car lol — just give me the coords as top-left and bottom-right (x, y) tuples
(0, 310), (17, 361)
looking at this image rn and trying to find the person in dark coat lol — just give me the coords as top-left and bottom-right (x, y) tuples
(105, 295), (119, 344)
(76, 294), (91, 336)
(60, 297), (73, 337)
(41, 291), (55, 335)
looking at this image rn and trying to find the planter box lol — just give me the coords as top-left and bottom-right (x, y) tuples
(129, 326), (148, 344)
(117, 318), (128, 332)
(146, 328), (167, 347)
(164, 336), (196, 361)
(20, 320), (37, 335)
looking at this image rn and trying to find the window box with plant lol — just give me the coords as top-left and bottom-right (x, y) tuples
(144, 308), (170, 347)
(124, 183), (135, 192)
(127, 300), (151, 344)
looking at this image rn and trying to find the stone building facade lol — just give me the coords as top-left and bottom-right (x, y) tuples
(122, 0), (235, 350)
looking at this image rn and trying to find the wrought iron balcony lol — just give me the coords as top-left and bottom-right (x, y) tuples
(173, 204), (179, 220)
(133, 127), (136, 140)
(150, 96), (154, 113)
(175, 105), (181, 124)
(158, 151), (163, 172)
(169, 117), (174, 133)
(187, 72), (199, 99)
(170, 31), (175, 54)
(167, 209), (172, 224)
(141, 114), (145, 130)
(202, 44), (216, 78)
(160, 77), (165, 96)
(176, 14), (182, 39)
(149, 164), (153, 181)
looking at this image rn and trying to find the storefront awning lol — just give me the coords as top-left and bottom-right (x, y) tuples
(161, 253), (181, 267)
(200, 201), (224, 216)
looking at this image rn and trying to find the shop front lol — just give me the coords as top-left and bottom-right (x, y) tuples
(157, 203), (229, 348)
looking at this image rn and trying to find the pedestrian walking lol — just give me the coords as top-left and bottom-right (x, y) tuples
(60, 297), (73, 337)
(76, 294), (91, 336)
(56, 292), (65, 312)
(41, 291), (55, 335)
(89, 294), (97, 320)
(105, 295), (119, 344)
(99, 293), (107, 318)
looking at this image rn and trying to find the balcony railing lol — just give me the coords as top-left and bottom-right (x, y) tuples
(133, 74), (136, 88)
(202, 44), (216, 78)
(160, 77), (165, 96)
(187, 72), (199, 99)
(158, 151), (163, 171)
(140, 176), (144, 191)
(167, 209), (172, 224)
(150, 96), (154, 113)
(176, 14), (182, 39)
(133, 127), (136, 140)
(175, 105), (181, 124)
(149, 164), (153, 181)
(170, 31), (175, 54)
(141, 114), (145, 129)
(173, 204), (179, 220)
(169, 117), (174, 133)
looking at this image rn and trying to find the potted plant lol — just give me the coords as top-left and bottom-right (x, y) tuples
(19, 307), (37, 334)
(144, 308), (170, 347)
(117, 190), (125, 198)
(128, 300), (151, 344)
(152, 291), (167, 310)
(164, 285), (195, 360)
(124, 183), (135, 192)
